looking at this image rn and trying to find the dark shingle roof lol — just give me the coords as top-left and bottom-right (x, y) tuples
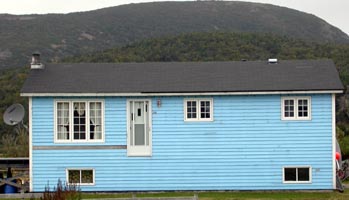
(21, 60), (343, 95)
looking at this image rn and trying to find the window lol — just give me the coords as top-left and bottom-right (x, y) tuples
(281, 97), (311, 120)
(55, 100), (104, 142)
(283, 167), (311, 183)
(184, 99), (213, 121)
(67, 169), (94, 185)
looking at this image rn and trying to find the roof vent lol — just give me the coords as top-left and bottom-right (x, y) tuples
(31, 52), (44, 69)
(268, 58), (278, 64)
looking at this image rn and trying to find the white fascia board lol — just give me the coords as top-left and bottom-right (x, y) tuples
(21, 90), (343, 97)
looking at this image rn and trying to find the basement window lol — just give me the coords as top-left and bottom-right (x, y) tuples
(283, 166), (311, 183)
(67, 169), (94, 185)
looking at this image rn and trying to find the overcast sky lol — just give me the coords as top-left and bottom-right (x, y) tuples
(0, 0), (348, 36)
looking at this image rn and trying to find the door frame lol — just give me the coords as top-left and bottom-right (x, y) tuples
(126, 99), (152, 156)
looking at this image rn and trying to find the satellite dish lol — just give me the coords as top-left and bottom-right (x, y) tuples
(3, 103), (25, 126)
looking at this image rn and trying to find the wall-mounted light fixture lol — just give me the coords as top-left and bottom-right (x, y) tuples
(157, 99), (161, 108)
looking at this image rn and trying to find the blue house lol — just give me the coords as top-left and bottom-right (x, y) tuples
(21, 56), (343, 192)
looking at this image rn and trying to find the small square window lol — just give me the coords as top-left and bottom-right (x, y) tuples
(184, 99), (213, 121)
(282, 97), (311, 120)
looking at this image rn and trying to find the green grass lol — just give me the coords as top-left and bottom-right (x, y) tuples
(80, 190), (349, 200)
(2, 190), (349, 200)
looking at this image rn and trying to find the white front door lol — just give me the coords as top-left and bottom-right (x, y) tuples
(127, 100), (152, 156)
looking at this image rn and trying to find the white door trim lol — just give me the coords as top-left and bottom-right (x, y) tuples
(127, 99), (152, 156)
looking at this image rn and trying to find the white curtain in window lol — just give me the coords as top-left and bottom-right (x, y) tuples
(57, 102), (69, 140)
(89, 102), (102, 140)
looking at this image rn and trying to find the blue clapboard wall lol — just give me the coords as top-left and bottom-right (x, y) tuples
(31, 94), (333, 191)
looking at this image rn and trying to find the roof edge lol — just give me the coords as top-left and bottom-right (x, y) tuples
(20, 90), (344, 97)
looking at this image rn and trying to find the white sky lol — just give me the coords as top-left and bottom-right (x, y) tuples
(0, 0), (348, 36)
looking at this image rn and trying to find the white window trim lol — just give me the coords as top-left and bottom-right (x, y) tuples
(282, 166), (312, 184)
(281, 96), (311, 120)
(54, 99), (105, 143)
(66, 168), (95, 186)
(184, 98), (213, 122)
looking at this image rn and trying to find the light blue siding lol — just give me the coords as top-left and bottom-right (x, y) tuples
(31, 94), (333, 191)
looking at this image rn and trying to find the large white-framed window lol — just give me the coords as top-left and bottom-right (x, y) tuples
(55, 100), (104, 143)
(281, 97), (311, 120)
(184, 98), (213, 121)
(66, 168), (95, 185)
(283, 166), (312, 184)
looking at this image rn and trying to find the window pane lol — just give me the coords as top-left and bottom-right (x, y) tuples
(68, 170), (80, 184)
(284, 99), (295, 118)
(93, 127), (102, 139)
(90, 102), (102, 140)
(81, 170), (93, 184)
(57, 102), (70, 140)
(73, 102), (86, 140)
(200, 101), (211, 119)
(90, 110), (95, 117)
(186, 101), (197, 119)
(135, 124), (145, 145)
(57, 117), (62, 124)
(297, 99), (308, 118)
(284, 168), (297, 181)
(289, 111), (294, 117)
(298, 168), (310, 181)
(298, 111), (303, 117)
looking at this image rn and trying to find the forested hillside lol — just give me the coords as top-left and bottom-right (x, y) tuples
(1, 32), (349, 156)
(65, 32), (349, 84)
(1, 1), (348, 69)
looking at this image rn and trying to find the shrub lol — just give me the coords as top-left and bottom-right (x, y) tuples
(41, 179), (81, 200)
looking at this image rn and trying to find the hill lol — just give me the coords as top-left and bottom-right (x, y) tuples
(1, 1), (348, 69)
(64, 32), (349, 84)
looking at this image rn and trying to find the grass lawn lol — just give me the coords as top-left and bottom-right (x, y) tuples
(77, 190), (349, 200)
(3, 190), (349, 200)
